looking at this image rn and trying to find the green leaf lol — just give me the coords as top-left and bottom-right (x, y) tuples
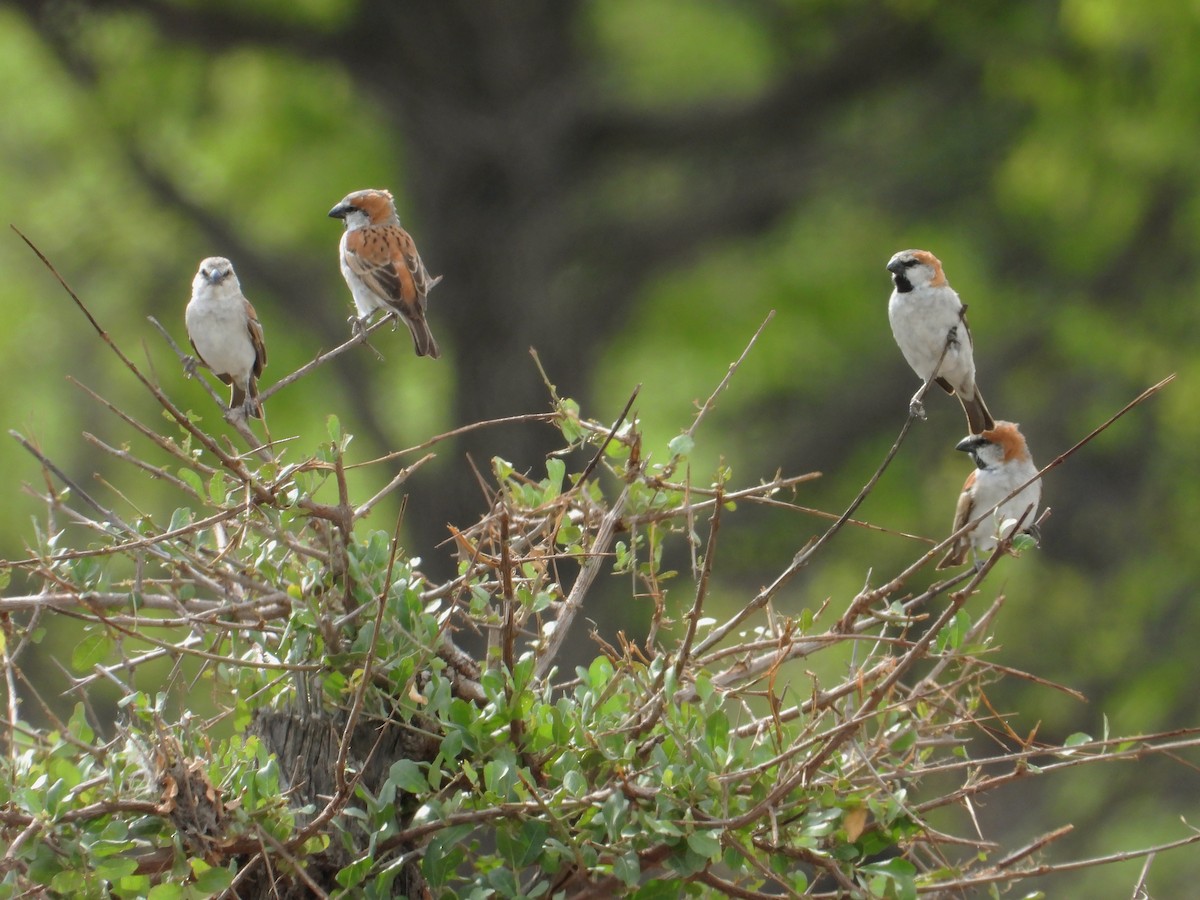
(558, 399), (584, 443)
(326, 414), (342, 444)
(632, 878), (685, 899)
(67, 704), (95, 744)
(493, 457), (515, 481)
(861, 856), (917, 899)
(207, 471), (231, 503)
(176, 467), (204, 497)
(497, 818), (549, 868)
(935, 610), (971, 652)
(389, 759), (428, 794)
(545, 457), (566, 499)
(1010, 532), (1038, 554)
(668, 433), (694, 457)
(423, 829), (468, 886)
(190, 860), (235, 893)
(336, 856), (372, 890)
(615, 850), (641, 886)
(686, 828), (721, 861)
(147, 884), (185, 900)
(168, 507), (193, 533)
(1064, 732), (1092, 748)
(72, 631), (111, 671)
(95, 857), (138, 884)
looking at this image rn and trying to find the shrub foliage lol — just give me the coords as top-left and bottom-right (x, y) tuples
(1, 249), (1196, 898)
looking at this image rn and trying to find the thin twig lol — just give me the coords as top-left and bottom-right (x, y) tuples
(534, 478), (635, 680)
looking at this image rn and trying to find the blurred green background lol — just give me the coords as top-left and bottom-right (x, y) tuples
(1, 0), (1197, 892)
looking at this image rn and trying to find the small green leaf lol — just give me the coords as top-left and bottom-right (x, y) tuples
(615, 850), (641, 886)
(190, 860), (234, 893)
(1010, 532), (1037, 553)
(686, 829), (721, 860)
(545, 458), (565, 499)
(336, 857), (372, 890)
(176, 468), (204, 497)
(668, 434), (694, 457)
(326, 414), (342, 443)
(935, 610), (971, 652)
(208, 471), (231, 503)
(389, 759), (428, 794)
(72, 631), (111, 671)
(1064, 732), (1092, 748)
(147, 884), (185, 900)
(167, 507), (193, 533)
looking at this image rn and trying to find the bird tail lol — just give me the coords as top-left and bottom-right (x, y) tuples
(936, 541), (969, 570)
(406, 315), (441, 359)
(958, 387), (994, 435)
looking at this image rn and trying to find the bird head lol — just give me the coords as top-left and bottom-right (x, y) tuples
(956, 421), (1029, 469)
(886, 249), (947, 293)
(328, 188), (399, 229)
(194, 257), (238, 290)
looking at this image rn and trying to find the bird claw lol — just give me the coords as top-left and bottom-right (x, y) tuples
(908, 397), (928, 420)
(182, 356), (199, 378)
(348, 315), (369, 339)
(347, 314), (386, 362)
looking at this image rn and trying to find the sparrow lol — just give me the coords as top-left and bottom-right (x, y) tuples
(937, 421), (1042, 569)
(328, 188), (441, 358)
(185, 257), (267, 419)
(886, 249), (994, 434)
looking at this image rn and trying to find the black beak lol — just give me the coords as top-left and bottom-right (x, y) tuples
(886, 258), (907, 275)
(955, 435), (986, 453)
(328, 202), (352, 219)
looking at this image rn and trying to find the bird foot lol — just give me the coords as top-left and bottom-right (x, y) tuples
(348, 314), (386, 361)
(908, 396), (928, 420)
(182, 356), (199, 378)
(348, 315), (369, 340)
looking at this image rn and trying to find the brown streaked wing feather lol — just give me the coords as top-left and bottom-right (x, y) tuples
(950, 472), (976, 534)
(244, 299), (267, 376)
(937, 472), (976, 569)
(398, 229), (435, 303)
(345, 227), (414, 308)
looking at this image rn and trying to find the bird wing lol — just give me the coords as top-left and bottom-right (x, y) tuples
(344, 225), (433, 311)
(245, 298), (267, 376)
(950, 471), (977, 536)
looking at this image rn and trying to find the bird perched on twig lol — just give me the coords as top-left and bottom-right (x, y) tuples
(886, 249), (994, 434)
(185, 257), (267, 419)
(938, 421), (1041, 569)
(328, 188), (441, 358)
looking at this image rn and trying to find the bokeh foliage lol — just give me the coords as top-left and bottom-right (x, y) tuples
(1, 0), (1198, 893)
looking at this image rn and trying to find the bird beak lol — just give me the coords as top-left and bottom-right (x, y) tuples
(328, 202), (352, 219)
(885, 258), (906, 275)
(955, 435), (985, 453)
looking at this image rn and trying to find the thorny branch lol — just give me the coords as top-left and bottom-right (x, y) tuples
(0, 235), (1189, 896)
